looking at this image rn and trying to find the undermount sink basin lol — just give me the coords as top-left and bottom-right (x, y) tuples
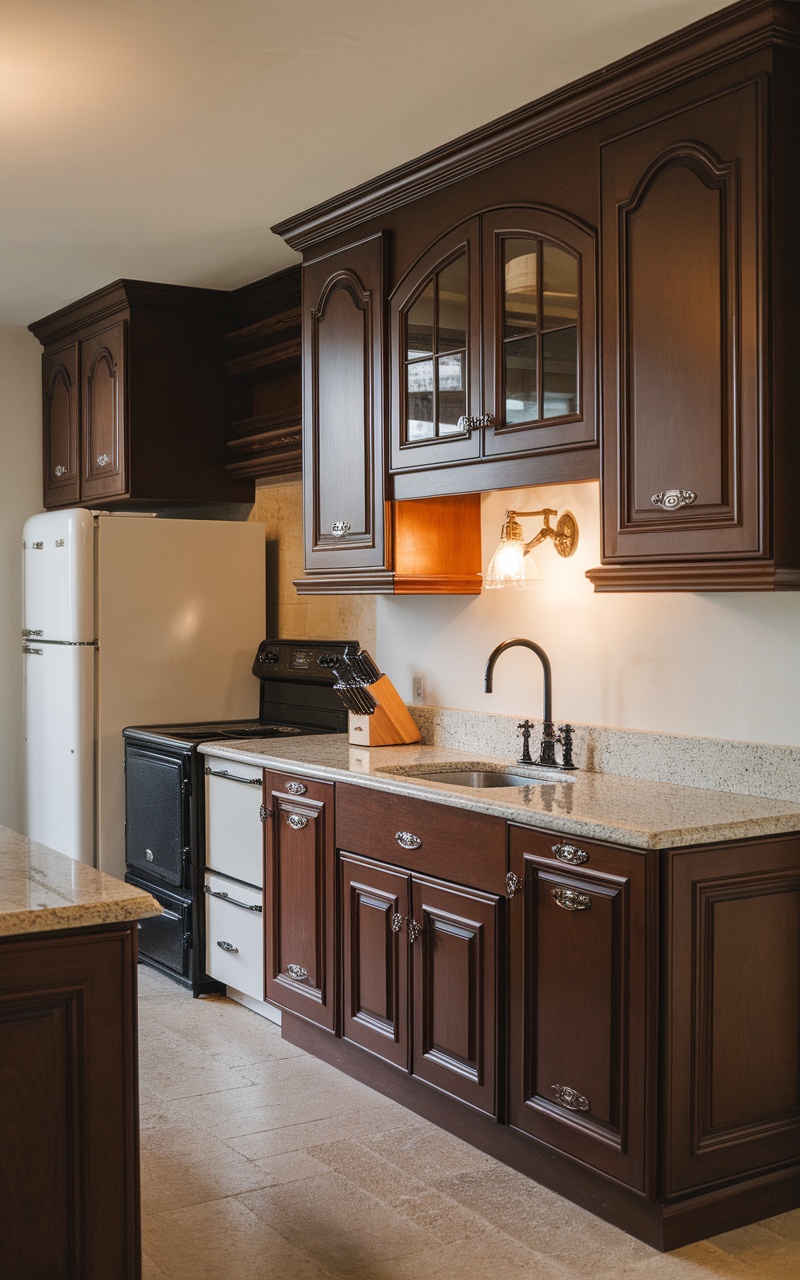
(404, 768), (574, 788)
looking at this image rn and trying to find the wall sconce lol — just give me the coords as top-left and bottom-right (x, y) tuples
(485, 508), (578, 589)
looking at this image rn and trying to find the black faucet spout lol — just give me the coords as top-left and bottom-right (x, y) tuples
(484, 637), (558, 767)
(484, 637), (553, 724)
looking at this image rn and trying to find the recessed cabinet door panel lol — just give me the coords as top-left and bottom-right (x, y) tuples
(481, 207), (597, 460)
(81, 321), (127, 500)
(340, 853), (410, 1069)
(303, 234), (386, 571)
(600, 81), (763, 561)
(665, 838), (800, 1194)
(410, 875), (499, 1116)
(508, 825), (651, 1190)
(42, 345), (79, 508)
(264, 773), (335, 1029)
(391, 219), (482, 471)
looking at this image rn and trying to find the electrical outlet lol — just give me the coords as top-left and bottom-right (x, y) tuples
(412, 672), (425, 703)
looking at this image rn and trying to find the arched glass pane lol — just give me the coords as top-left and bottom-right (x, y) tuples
(407, 282), (434, 358)
(438, 254), (467, 353)
(542, 327), (578, 418)
(504, 335), (538, 423)
(542, 245), (578, 330)
(504, 239), (537, 337)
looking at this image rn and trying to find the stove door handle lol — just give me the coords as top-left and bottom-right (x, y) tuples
(204, 767), (262, 786)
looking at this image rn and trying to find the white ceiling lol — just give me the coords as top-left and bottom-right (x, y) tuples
(2, 0), (729, 326)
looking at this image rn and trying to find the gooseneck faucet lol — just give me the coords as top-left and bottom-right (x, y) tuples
(484, 637), (575, 769)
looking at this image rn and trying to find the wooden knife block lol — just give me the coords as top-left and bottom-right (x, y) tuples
(347, 675), (422, 746)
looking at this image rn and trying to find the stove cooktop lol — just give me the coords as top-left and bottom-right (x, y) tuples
(128, 719), (321, 746)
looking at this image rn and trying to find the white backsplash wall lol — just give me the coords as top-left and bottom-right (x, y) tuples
(376, 481), (800, 749)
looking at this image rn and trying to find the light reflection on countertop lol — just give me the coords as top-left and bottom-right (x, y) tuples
(198, 735), (800, 850)
(0, 824), (161, 937)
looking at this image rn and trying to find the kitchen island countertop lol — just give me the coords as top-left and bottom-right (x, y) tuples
(199, 735), (800, 850)
(0, 823), (161, 937)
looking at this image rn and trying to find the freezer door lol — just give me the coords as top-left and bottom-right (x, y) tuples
(23, 508), (95, 642)
(24, 642), (95, 864)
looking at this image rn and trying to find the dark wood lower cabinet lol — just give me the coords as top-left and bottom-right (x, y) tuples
(339, 852), (500, 1116)
(0, 923), (141, 1280)
(263, 771), (335, 1030)
(285, 785), (800, 1249)
(507, 826), (653, 1191)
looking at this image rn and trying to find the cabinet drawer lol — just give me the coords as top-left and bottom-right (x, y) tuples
(204, 758), (264, 887)
(205, 871), (263, 1001)
(336, 783), (506, 893)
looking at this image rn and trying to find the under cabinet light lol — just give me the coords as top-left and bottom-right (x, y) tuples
(485, 508), (578, 589)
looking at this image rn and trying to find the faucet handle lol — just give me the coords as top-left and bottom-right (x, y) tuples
(557, 723), (578, 770)
(517, 719), (534, 765)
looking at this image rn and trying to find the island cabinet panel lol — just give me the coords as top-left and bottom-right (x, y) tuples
(664, 835), (800, 1195)
(263, 771), (336, 1030)
(507, 825), (653, 1191)
(42, 343), (80, 507)
(0, 924), (140, 1280)
(591, 79), (765, 588)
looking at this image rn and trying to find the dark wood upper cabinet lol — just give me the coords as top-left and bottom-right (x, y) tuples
(302, 234), (387, 576)
(30, 280), (249, 510)
(42, 344), (79, 508)
(389, 209), (597, 488)
(481, 208), (596, 462)
(588, 81), (765, 590)
(390, 219), (482, 472)
(297, 234), (482, 596)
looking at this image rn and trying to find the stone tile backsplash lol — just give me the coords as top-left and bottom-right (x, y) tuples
(408, 706), (800, 802)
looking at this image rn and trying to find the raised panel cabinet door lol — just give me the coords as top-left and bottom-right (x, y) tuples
(508, 826), (652, 1191)
(390, 218), (482, 472)
(340, 852), (410, 1069)
(81, 321), (127, 500)
(410, 874), (499, 1116)
(42, 344), (79, 508)
(302, 234), (387, 572)
(263, 772), (335, 1029)
(600, 81), (763, 563)
(481, 207), (597, 460)
(665, 835), (800, 1195)
(0, 926), (140, 1280)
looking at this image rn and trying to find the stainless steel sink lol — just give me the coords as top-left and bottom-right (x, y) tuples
(404, 768), (570, 788)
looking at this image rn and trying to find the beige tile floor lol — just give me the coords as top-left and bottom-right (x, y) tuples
(138, 967), (800, 1280)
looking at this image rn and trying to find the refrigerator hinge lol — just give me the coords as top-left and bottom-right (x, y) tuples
(181, 776), (192, 796)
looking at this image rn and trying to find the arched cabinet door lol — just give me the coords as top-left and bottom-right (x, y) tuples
(302, 234), (387, 574)
(42, 345), (79, 508)
(481, 207), (596, 460)
(81, 321), (127, 501)
(390, 219), (482, 472)
(594, 81), (763, 580)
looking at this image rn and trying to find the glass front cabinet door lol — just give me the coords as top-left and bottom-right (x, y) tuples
(390, 208), (596, 475)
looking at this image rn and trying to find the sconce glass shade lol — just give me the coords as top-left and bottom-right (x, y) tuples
(485, 513), (541, 589)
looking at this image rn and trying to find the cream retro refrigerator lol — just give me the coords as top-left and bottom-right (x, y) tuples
(22, 509), (265, 880)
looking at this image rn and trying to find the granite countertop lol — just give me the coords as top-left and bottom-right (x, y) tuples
(0, 825), (162, 938)
(199, 736), (800, 850)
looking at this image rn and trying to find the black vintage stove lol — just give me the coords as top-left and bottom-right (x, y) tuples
(123, 639), (353, 994)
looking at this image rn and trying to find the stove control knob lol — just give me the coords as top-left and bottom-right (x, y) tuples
(260, 648), (280, 665)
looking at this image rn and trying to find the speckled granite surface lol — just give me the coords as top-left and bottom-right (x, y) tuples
(199, 737), (800, 851)
(410, 707), (800, 802)
(0, 824), (161, 937)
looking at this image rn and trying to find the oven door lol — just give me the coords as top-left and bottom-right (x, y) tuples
(127, 872), (192, 984)
(125, 740), (191, 889)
